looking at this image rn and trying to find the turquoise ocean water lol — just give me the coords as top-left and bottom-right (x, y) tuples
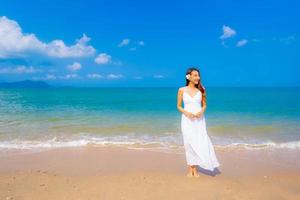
(0, 87), (299, 152)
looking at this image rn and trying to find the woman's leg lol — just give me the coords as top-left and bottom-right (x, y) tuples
(186, 165), (193, 177)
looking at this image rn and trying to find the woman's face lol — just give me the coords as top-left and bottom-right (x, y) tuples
(188, 70), (200, 84)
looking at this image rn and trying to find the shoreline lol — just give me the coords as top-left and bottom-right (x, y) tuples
(0, 146), (300, 199)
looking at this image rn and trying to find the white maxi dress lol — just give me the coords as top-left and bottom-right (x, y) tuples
(181, 86), (220, 171)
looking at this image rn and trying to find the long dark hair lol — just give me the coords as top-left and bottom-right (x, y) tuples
(185, 67), (207, 101)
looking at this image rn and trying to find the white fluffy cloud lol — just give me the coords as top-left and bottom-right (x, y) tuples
(236, 39), (248, 47)
(94, 53), (112, 64)
(0, 16), (95, 58)
(118, 39), (144, 51)
(86, 73), (104, 79)
(86, 73), (124, 79)
(118, 38), (130, 47)
(220, 25), (236, 40)
(33, 73), (81, 80)
(67, 62), (82, 71)
(33, 73), (125, 81)
(62, 74), (80, 79)
(107, 73), (124, 79)
(87, 73), (124, 79)
(0, 66), (40, 74)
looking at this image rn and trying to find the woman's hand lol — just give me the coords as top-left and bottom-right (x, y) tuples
(184, 111), (196, 120)
(194, 110), (204, 118)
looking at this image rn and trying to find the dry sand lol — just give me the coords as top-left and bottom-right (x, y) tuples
(0, 146), (299, 200)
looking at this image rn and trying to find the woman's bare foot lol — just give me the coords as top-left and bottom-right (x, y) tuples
(186, 172), (193, 177)
(186, 166), (194, 177)
(193, 171), (200, 178)
(192, 167), (200, 178)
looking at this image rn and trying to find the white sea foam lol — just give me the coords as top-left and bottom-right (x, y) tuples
(0, 135), (300, 153)
(216, 141), (300, 150)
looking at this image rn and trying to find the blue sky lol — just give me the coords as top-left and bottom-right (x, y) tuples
(0, 0), (299, 87)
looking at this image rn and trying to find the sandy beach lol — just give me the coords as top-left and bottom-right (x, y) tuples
(0, 146), (299, 200)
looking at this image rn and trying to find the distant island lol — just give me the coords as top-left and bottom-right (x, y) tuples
(0, 80), (52, 88)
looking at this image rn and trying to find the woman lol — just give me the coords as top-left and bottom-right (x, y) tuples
(177, 67), (220, 177)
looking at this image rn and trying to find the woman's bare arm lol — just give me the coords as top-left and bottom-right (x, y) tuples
(201, 91), (207, 113)
(177, 87), (185, 114)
